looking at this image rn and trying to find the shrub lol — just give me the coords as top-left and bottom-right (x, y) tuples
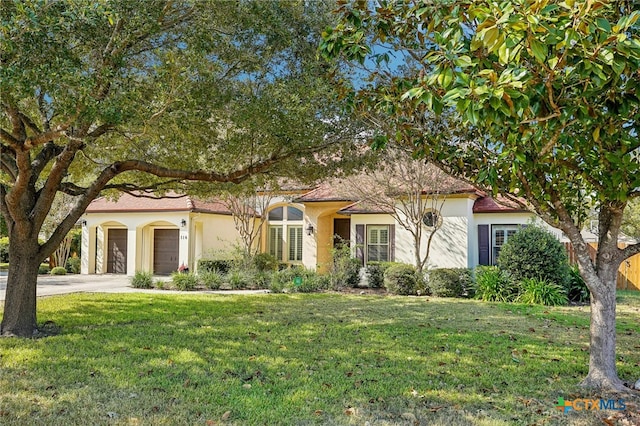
(198, 270), (225, 290)
(497, 225), (570, 287)
(197, 259), (232, 274)
(517, 278), (569, 306)
(269, 266), (328, 293)
(474, 266), (518, 302)
(0, 237), (9, 263)
(65, 257), (81, 274)
(329, 245), (361, 289)
(292, 271), (330, 293)
(384, 263), (421, 295)
(253, 271), (272, 289)
(366, 262), (395, 288)
(566, 265), (590, 303)
(131, 270), (154, 289)
(50, 266), (67, 275)
(428, 268), (474, 298)
(253, 253), (279, 272)
(155, 280), (165, 290)
(172, 272), (198, 291)
(38, 264), (50, 275)
(228, 270), (253, 289)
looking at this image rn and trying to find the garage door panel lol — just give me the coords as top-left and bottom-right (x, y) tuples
(154, 229), (179, 275)
(107, 229), (127, 274)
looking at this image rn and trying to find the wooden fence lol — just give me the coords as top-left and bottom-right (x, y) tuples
(563, 242), (640, 291)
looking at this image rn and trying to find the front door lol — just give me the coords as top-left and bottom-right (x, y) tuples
(107, 229), (127, 274)
(333, 218), (351, 248)
(153, 229), (179, 275)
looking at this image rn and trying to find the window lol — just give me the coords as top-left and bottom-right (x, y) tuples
(492, 225), (519, 264)
(267, 205), (304, 263)
(268, 226), (283, 260)
(367, 225), (390, 262)
(288, 226), (303, 261)
(422, 210), (441, 228)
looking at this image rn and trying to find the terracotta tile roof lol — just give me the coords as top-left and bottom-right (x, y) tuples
(338, 201), (393, 215)
(86, 192), (233, 215)
(295, 182), (356, 202)
(295, 166), (479, 203)
(473, 195), (528, 213)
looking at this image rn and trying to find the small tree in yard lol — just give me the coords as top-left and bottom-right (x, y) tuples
(323, 1), (640, 391)
(343, 147), (465, 273)
(0, 0), (361, 337)
(220, 186), (275, 261)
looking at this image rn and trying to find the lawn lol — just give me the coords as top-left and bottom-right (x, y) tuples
(0, 292), (638, 425)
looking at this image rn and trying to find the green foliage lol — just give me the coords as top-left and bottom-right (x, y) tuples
(38, 264), (50, 275)
(171, 272), (198, 291)
(228, 270), (252, 290)
(474, 266), (518, 302)
(65, 257), (81, 274)
(2, 293), (637, 424)
(197, 259), (232, 275)
(567, 265), (590, 303)
(198, 270), (224, 290)
(50, 266), (67, 276)
(0, 237), (9, 263)
(497, 226), (570, 287)
(428, 268), (474, 298)
(131, 271), (154, 289)
(268, 267), (328, 293)
(622, 198), (640, 238)
(384, 263), (422, 295)
(253, 253), (279, 272)
(517, 278), (569, 306)
(69, 229), (82, 257)
(329, 244), (361, 289)
(365, 261), (395, 288)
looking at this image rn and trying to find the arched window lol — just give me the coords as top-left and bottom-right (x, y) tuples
(267, 205), (304, 262)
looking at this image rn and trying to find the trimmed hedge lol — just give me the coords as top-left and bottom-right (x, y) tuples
(497, 225), (570, 287)
(197, 259), (232, 274)
(366, 262), (395, 288)
(50, 266), (67, 275)
(428, 268), (473, 298)
(384, 263), (422, 295)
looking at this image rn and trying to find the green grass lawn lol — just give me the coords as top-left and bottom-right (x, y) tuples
(0, 292), (638, 425)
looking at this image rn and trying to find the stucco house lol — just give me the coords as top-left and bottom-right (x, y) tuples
(80, 177), (551, 276)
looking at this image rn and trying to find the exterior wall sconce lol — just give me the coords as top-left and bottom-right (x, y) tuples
(81, 220), (87, 227)
(181, 219), (187, 228)
(306, 224), (314, 236)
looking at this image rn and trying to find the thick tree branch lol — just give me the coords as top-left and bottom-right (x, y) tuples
(0, 128), (21, 150)
(31, 141), (84, 230)
(620, 242), (640, 261)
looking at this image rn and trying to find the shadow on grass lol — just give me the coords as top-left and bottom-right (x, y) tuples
(0, 293), (638, 425)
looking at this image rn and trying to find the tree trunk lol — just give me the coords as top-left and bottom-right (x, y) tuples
(0, 239), (41, 337)
(580, 260), (626, 391)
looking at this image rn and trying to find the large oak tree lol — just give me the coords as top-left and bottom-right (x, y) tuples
(321, 0), (640, 391)
(0, 0), (358, 337)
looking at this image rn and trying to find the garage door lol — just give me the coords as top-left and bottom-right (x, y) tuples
(107, 229), (128, 274)
(154, 229), (179, 275)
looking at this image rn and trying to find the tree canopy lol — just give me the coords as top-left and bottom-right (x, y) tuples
(321, 0), (640, 391)
(0, 0), (361, 337)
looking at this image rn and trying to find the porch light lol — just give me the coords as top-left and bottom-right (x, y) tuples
(306, 224), (314, 236)
(81, 220), (87, 227)
(181, 219), (186, 227)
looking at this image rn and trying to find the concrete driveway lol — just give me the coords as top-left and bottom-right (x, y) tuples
(0, 274), (269, 301)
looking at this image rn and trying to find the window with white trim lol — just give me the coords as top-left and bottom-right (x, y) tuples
(267, 205), (304, 263)
(367, 225), (390, 262)
(492, 225), (519, 264)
